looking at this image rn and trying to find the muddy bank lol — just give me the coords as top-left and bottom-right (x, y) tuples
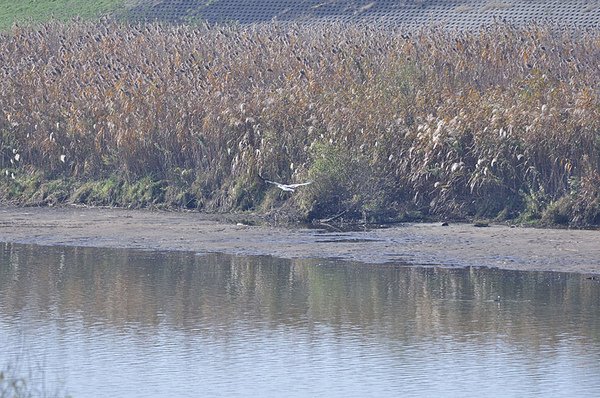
(0, 206), (599, 274)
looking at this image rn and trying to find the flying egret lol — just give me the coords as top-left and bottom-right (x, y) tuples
(264, 179), (313, 192)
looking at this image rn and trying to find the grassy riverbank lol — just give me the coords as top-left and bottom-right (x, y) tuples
(0, 0), (126, 30)
(1, 21), (599, 226)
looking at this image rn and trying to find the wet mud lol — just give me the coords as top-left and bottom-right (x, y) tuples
(1, 206), (599, 274)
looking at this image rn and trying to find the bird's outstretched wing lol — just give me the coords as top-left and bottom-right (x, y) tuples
(264, 179), (312, 192)
(286, 181), (313, 189)
(264, 180), (294, 191)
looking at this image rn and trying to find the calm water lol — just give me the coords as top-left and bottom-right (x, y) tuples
(1, 242), (599, 397)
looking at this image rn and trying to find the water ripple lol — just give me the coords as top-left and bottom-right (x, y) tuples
(1, 244), (599, 397)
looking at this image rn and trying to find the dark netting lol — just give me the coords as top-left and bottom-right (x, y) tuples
(125, 0), (599, 29)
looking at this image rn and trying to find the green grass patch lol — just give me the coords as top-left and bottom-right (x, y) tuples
(0, 0), (126, 29)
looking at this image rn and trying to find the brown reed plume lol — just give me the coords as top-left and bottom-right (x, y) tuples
(0, 21), (599, 225)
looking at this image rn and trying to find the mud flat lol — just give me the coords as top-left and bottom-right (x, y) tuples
(0, 206), (599, 275)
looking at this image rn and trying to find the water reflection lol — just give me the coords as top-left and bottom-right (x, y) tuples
(1, 242), (599, 397)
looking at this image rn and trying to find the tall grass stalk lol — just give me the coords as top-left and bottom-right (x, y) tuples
(0, 360), (68, 398)
(1, 21), (599, 225)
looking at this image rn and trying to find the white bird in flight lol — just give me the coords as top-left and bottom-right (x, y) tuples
(264, 179), (313, 192)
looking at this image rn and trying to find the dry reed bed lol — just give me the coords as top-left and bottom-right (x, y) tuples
(0, 21), (599, 224)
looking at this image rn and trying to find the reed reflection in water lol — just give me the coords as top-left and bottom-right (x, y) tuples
(1, 243), (599, 397)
